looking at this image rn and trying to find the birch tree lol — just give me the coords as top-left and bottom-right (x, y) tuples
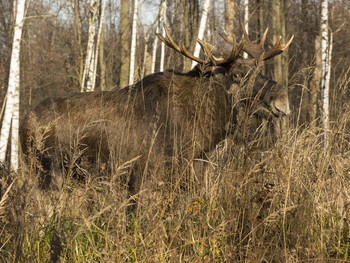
(129, 0), (139, 85)
(92, 0), (105, 90)
(320, 0), (331, 146)
(159, 0), (167, 72)
(81, 0), (103, 92)
(151, 0), (166, 74)
(272, 0), (288, 87)
(151, 22), (159, 74)
(183, 0), (199, 71)
(243, 0), (249, 59)
(0, 0), (26, 169)
(191, 0), (210, 69)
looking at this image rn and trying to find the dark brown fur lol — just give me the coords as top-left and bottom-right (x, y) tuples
(20, 60), (289, 190)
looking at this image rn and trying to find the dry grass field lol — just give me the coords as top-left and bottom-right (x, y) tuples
(1, 72), (350, 263)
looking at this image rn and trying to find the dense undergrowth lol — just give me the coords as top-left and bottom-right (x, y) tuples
(1, 68), (350, 263)
(1, 114), (350, 263)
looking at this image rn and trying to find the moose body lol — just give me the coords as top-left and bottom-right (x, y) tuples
(21, 69), (233, 167)
(20, 26), (293, 190)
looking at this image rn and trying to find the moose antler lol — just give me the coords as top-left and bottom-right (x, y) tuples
(156, 26), (206, 64)
(197, 36), (244, 66)
(242, 24), (294, 60)
(156, 25), (242, 66)
(220, 24), (294, 60)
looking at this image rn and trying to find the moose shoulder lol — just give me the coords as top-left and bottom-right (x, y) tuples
(20, 26), (293, 189)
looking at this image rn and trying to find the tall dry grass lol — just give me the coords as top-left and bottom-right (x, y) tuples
(1, 72), (350, 263)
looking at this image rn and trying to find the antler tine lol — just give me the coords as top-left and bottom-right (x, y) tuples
(219, 32), (233, 44)
(180, 43), (206, 64)
(156, 25), (206, 64)
(163, 25), (182, 52)
(260, 28), (269, 46)
(198, 34), (242, 66)
(216, 36), (244, 65)
(155, 25), (182, 53)
(197, 39), (217, 65)
(240, 22), (294, 60)
(262, 34), (294, 60)
(241, 23), (266, 58)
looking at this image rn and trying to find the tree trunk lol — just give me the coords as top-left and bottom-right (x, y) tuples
(119, 0), (130, 88)
(99, 27), (106, 90)
(92, 0), (105, 91)
(309, 36), (322, 127)
(191, 0), (210, 69)
(299, 0), (309, 125)
(183, 0), (199, 71)
(142, 31), (152, 77)
(225, 0), (234, 34)
(128, 0), (138, 85)
(257, 0), (264, 36)
(272, 0), (288, 87)
(71, 0), (84, 89)
(0, 0), (26, 169)
(159, 0), (167, 72)
(151, 23), (159, 74)
(257, 0), (265, 74)
(320, 0), (330, 148)
(81, 0), (99, 92)
(243, 0), (249, 59)
(271, 0), (289, 137)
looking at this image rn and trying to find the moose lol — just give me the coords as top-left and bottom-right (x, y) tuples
(20, 26), (293, 191)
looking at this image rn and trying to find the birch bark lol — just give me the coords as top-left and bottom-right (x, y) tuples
(191, 0), (210, 69)
(0, 0), (26, 169)
(151, 23), (159, 74)
(159, 0), (167, 72)
(91, 0), (105, 91)
(243, 0), (249, 59)
(81, 0), (99, 92)
(320, 0), (330, 146)
(129, 0), (139, 85)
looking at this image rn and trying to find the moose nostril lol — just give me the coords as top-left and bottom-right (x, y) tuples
(272, 93), (290, 115)
(272, 100), (290, 116)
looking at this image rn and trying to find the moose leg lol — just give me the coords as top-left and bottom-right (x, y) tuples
(38, 149), (64, 191)
(50, 154), (64, 191)
(39, 155), (53, 190)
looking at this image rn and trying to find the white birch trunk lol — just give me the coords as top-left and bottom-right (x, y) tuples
(10, 78), (20, 170)
(320, 0), (330, 146)
(159, 0), (167, 72)
(191, 0), (211, 69)
(243, 0), (249, 59)
(91, 0), (105, 91)
(0, 0), (26, 169)
(128, 0), (139, 85)
(81, 0), (99, 92)
(151, 23), (159, 74)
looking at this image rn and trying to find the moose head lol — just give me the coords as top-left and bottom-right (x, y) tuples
(156, 25), (293, 120)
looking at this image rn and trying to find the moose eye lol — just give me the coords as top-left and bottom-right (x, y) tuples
(233, 73), (241, 80)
